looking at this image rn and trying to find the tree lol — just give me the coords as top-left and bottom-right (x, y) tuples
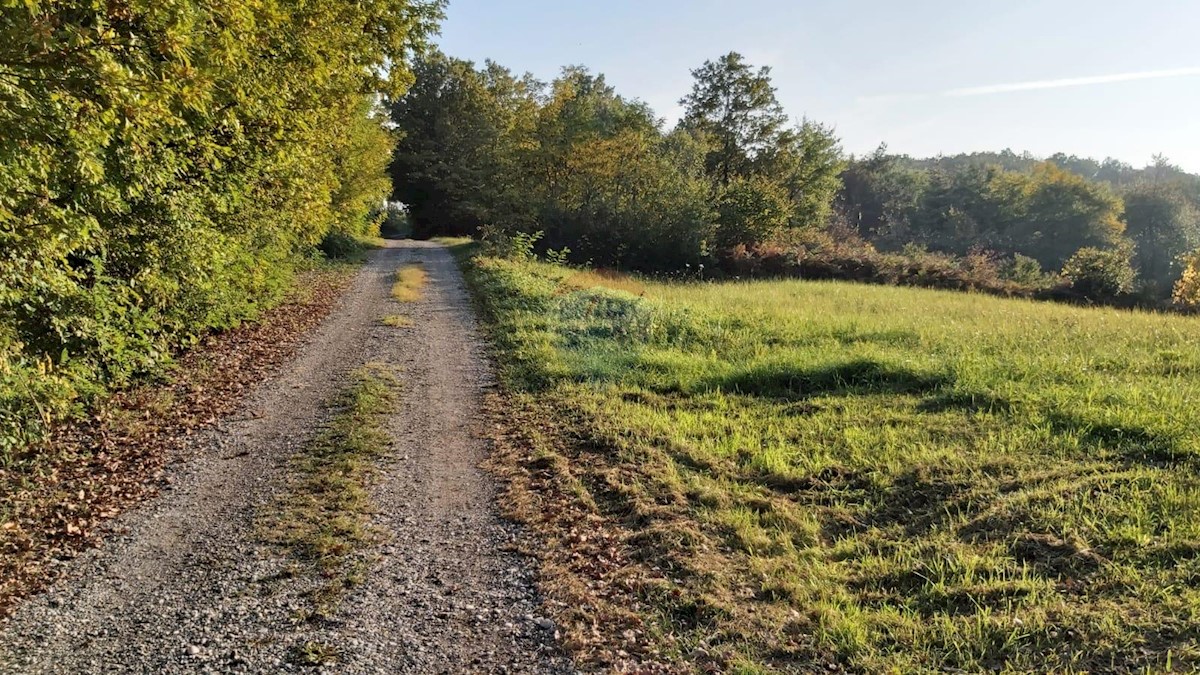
(0, 0), (444, 454)
(1011, 163), (1126, 269)
(1122, 182), (1200, 293)
(1173, 249), (1200, 307)
(756, 120), (845, 228)
(389, 53), (539, 237)
(1061, 246), (1136, 299)
(680, 52), (788, 186)
(715, 176), (794, 250)
(838, 146), (931, 244)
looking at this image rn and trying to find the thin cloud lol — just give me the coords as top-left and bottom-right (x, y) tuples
(858, 66), (1200, 105)
(944, 67), (1200, 97)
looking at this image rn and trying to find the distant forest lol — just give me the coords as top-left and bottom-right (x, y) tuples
(390, 51), (1200, 307)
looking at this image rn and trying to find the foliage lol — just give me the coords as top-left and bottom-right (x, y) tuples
(715, 176), (793, 250)
(1173, 249), (1200, 308)
(389, 53), (540, 238)
(838, 149), (1200, 301)
(479, 226), (544, 261)
(1061, 246), (1137, 299)
(1123, 181), (1200, 291)
(756, 120), (846, 228)
(1004, 253), (1054, 288)
(464, 250), (1200, 672)
(680, 52), (789, 186)
(377, 203), (411, 238)
(392, 52), (843, 271)
(0, 1), (443, 457)
(723, 228), (1042, 298)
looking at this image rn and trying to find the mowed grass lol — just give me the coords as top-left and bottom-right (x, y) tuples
(392, 264), (427, 302)
(462, 253), (1200, 673)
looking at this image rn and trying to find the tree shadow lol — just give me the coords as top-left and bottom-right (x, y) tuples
(1047, 412), (1185, 466)
(705, 358), (952, 401)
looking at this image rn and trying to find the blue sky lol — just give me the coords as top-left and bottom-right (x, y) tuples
(436, 0), (1200, 171)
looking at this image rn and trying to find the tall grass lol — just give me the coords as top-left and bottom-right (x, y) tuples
(464, 252), (1200, 672)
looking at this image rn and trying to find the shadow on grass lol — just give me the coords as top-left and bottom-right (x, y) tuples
(1047, 412), (1186, 466)
(917, 391), (1013, 414)
(706, 358), (952, 401)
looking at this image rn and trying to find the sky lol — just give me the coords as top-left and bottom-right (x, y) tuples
(435, 0), (1200, 172)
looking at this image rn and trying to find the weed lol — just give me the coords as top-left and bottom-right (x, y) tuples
(264, 363), (397, 619)
(294, 640), (339, 666)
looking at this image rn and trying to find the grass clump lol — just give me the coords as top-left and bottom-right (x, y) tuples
(391, 264), (428, 302)
(463, 253), (1200, 673)
(266, 363), (397, 620)
(380, 315), (413, 328)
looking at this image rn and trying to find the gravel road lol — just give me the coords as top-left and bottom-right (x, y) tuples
(0, 240), (572, 674)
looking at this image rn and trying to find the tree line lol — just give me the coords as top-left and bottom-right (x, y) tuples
(390, 51), (1200, 305)
(0, 1), (444, 457)
(390, 52), (843, 272)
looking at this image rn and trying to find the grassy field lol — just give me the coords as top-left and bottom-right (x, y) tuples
(459, 249), (1200, 673)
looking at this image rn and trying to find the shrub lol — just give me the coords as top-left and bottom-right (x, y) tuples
(319, 232), (372, 261)
(479, 226), (543, 261)
(1005, 253), (1053, 288)
(1061, 247), (1137, 300)
(1173, 250), (1200, 308)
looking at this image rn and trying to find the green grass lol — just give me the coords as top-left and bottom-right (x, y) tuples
(462, 253), (1200, 673)
(266, 363), (397, 621)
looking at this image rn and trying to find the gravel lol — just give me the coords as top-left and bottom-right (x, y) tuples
(0, 240), (574, 674)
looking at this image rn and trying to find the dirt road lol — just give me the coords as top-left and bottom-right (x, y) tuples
(0, 240), (571, 673)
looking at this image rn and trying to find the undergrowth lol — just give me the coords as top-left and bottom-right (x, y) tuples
(459, 249), (1200, 673)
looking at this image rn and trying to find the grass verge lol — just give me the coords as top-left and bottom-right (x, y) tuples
(266, 363), (397, 622)
(392, 264), (428, 303)
(460, 251), (1200, 673)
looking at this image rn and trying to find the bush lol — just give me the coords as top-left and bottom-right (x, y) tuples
(1005, 253), (1054, 288)
(479, 226), (544, 261)
(319, 232), (372, 261)
(1173, 250), (1200, 308)
(1061, 247), (1137, 300)
(721, 228), (1033, 297)
(0, 1), (441, 459)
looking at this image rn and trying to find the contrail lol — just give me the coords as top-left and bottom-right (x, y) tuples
(944, 67), (1200, 97)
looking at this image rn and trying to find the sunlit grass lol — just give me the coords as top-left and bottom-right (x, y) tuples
(380, 314), (412, 328)
(464, 254), (1200, 673)
(391, 264), (427, 303)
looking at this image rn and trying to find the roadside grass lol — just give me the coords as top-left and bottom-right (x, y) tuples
(318, 232), (387, 264)
(266, 363), (397, 623)
(392, 264), (428, 303)
(462, 253), (1200, 673)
